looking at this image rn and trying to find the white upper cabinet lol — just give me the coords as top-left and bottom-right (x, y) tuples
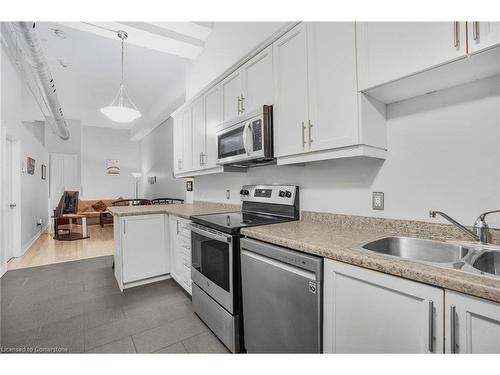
(273, 22), (386, 164)
(191, 96), (206, 170)
(356, 22), (467, 91)
(241, 45), (273, 111)
(467, 22), (500, 54)
(273, 23), (310, 158)
(307, 22), (359, 151)
(181, 107), (193, 172)
(221, 70), (243, 121)
(204, 84), (223, 169)
(445, 290), (500, 353)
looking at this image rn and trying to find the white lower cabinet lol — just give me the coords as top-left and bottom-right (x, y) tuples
(114, 214), (170, 291)
(169, 215), (192, 295)
(445, 290), (500, 353)
(323, 259), (444, 353)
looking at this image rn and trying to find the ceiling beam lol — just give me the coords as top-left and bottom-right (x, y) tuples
(57, 22), (205, 60)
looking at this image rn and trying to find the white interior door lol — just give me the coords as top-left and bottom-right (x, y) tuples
(4, 139), (13, 260)
(49, 153), (78, 211)
(3, 138), (17, 261)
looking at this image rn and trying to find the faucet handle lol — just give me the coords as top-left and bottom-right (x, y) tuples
(476, 209), (500, 223)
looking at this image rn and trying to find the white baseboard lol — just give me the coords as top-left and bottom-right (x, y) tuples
(20, 223), (49, 256)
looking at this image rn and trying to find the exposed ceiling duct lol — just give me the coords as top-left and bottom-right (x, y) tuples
(12, 22), (70, 140)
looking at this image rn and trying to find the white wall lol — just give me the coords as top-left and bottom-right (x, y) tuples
(139, 118), (185, 200)
(1, 47), (50, 255)
(185, 22), (287, 99)
(192, 76), (500, 228)
(81, 126), (140, 200)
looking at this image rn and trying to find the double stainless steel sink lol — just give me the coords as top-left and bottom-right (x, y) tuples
(355, 236), (500, 279)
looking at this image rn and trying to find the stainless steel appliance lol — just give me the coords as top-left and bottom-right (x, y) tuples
(216, 105), (274, 167)
(240, 238), (323, 353)
(190, 184), (299, 353)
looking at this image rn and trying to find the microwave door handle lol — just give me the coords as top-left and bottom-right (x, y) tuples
(242, 121), (252, 155)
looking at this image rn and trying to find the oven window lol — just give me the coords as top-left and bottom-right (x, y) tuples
(218, 125), (245, 159)
(192, 231), (230, 292)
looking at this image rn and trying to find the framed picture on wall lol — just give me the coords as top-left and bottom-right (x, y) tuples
(41, 164), (47, 180)
(106, 159), (120, 175)
(27, 157), (35, 175)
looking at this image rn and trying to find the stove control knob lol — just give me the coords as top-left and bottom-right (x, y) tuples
(242, 189), (250, 196)
(285, 191), (292, 198)
(278, 190), (286, 198)
(240, 189), (245, 195)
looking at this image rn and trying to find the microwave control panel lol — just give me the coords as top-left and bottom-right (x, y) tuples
(252, 119), (262, 151)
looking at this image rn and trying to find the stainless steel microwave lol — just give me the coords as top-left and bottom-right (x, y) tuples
(216, 105), (274, 167)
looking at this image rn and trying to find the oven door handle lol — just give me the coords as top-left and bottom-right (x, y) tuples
(190, 224), (233, 243)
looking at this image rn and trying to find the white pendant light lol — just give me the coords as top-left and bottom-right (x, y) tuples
(100, 30), (141, 123)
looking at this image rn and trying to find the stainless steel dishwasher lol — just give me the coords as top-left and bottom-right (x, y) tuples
(240, 237), (323, 353)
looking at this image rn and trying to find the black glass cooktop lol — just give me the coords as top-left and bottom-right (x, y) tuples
(190, 211), (294, 234)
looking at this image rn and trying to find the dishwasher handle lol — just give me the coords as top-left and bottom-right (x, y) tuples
(240, 237), (323, 277)
(241, 249), (316, 281)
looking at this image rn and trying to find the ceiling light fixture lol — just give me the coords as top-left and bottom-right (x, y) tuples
(100, 30), (141, 123)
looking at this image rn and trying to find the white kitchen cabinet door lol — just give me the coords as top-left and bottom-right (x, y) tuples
(173, 115), (183, 174)
(191, 96), (206, 170)
(356, 22), (467, 90)
(445, 290), (500, 353)
(122, 215), (169, 283)
(468, 22), (500, 54)
(221, 70), (243, 121)
(307, 22), (359, 151)
(241, 45), (273, 112)
(324, 260), (444, 353)
(273, 22), (310, 158)
(168, 215), (192, 295)
(169, 215), (182, 283)
(181, 107), (193, 172)
(204, 85), (222, 168)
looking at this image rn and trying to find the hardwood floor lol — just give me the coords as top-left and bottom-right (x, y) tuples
(7, 225), (114, 271)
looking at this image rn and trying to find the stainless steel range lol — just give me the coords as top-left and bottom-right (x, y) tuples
(190, 184), (299, 353)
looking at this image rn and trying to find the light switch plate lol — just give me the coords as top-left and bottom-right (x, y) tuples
(372, 192), (384, 210)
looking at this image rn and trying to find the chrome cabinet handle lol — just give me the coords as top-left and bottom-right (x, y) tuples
(450, 305), (457, 353)
(473, 21), (480, 41)
(453, 22), (460, 48)
(9, 203), (17, 208)
(428, 300), (434, 353)
(240, 94), (245, 113)
(176, 220), (179, 235)
(237, 96), (242, 114)
(301, 121), (307, 147)
(123, 221), (126, 235)
(308, 120), (313, 146)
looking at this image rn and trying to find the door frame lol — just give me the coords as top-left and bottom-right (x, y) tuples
(3, 132), (22, 261)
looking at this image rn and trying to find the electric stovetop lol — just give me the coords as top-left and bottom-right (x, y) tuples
(190, 211), (295, 235)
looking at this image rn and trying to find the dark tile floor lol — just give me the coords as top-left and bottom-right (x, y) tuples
(0, 256), (228, 353)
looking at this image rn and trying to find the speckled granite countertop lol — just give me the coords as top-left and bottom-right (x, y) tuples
(240, 212), (500, 303)
(108, 201), (239, 220)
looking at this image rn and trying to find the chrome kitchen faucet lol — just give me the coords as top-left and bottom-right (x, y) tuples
(429, 209), (500, 244)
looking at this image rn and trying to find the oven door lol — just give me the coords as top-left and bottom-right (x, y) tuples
(190, 223), (234, 313)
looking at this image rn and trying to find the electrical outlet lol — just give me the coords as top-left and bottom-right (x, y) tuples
(226, 190), (230, 200)
(372, 192), (384, 210)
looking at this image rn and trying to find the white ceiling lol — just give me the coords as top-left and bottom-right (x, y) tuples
(36, 22), (207, 130)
